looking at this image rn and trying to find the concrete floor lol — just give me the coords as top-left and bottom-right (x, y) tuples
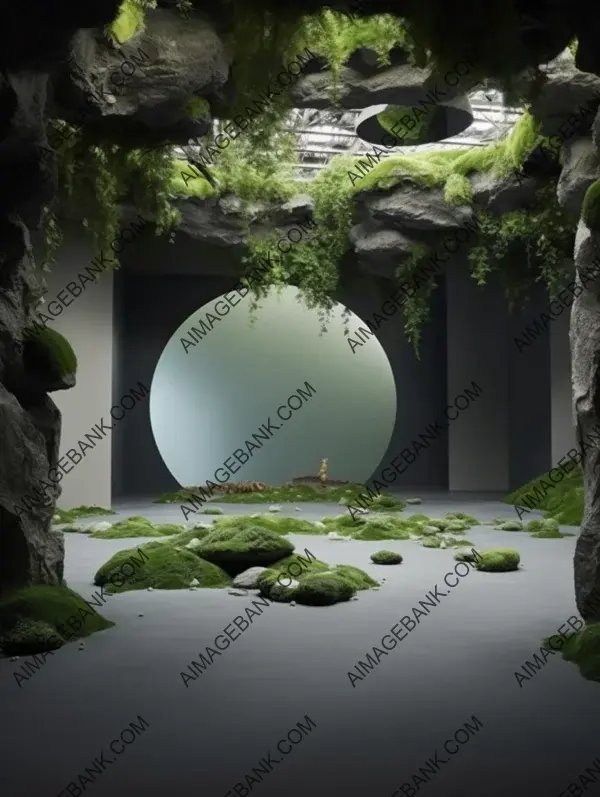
(1, 494), (596, 797)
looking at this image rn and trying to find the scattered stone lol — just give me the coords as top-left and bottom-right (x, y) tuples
(372, 587), (380, 591)
(250, 513), (262, 519)
(314, 521), (326, 528)
(440, 540), (447, 549)
(405, 498), (422, 505)
(290, 601), (296, 606)
(295, 507), (302, 512)
(138, 613), (144, 617)
(268, 505), (281, 512)
(10, 656), (19, 662)
(327, 531), (351, 541)
(280, 579), (300, 590)
(339, 497), (348, 505)
(192, 523), (211, 530)
(147, 587), (154, 592)
(228, 589), (248, 597)
(233, 567), (268, 589)
(185, 538), (203, 551)
(78, 646), (85, 652)
(89, 521), (113, 532)
(189, 578), (200, 587)
(351, 596), (359, 601)
(189, 587), (196, 591)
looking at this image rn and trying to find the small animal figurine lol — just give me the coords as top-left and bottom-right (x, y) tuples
(318, 458), (328, 488)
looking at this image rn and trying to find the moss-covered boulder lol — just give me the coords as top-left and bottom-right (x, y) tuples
(446, 520), (470, 532)
(474, 548), (521, 572)
(23, 327), (78, 389)
(53, 505), (115, 524)
(427, 518), (450, 531)
(582, 178), (600, 231)
(422, 537), (442, 548)
(371, 550), (403, 564)
(527, 518), (560, 533)
(293, 573), (356, 606)
(445, 537), (475, 547)
(257, 556), (375, 605)
(196, 525), (294, 574)
(201, 506), (224, 515)
(496, 520), (523, 531)
(0, 586), (114, 654)
(94, 542), (231, 591)
(445, 512), (479, 525)
(352, 517), (413, 541)
(558, 623), (600, 682)
(90, 516), (184, 538)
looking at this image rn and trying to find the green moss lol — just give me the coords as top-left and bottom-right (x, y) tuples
(582, 178), (600, 232)
(196, 526), (294, 574)
(168, 527), (212, 547)
(0, 586), (113, 653)
(526, 518), (559, 534)
(107, 0), (154, 44)
(445, 538), (476, 547)
(53, 506), (115, 524)
(332, 564), (378, 589)
(185, 97), (210, 120)
(293, 573), (356, 606)
(558, 623), (600, 682)
(264, 554), (329, 577)
(214, 514), (320, 535)
(497, 520), (524, 531)
(371, 550), (403, 564)
(90, 517), (184, 538)
(378, 106), (429, 142)
(444, 512), (480, 524)
(153, 487), (203, 504)
(446, 520), (470, 532)
(422, 537), (442, 548)
(24, 327), (77, 378)
(170, 160), (217, 199)
(475, 548), (520, 572)
(200, 506), (224, 515)
(427, 518), (450, 531)
(202, 483), (369, 504)
(505, 466), (583, 526)
(351, 518), (414, 541)
(94, 542), (231, 592)
(0, 619), (66, 656)
(531, 528), (572, 539)
(372, 493), (400, 508)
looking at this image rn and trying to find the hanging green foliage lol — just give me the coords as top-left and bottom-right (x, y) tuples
(106, 0), (157, 44)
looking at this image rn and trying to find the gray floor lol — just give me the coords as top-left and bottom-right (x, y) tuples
(1, 494), (596, 797)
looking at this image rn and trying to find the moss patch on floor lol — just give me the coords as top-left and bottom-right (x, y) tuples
(214, 514), (319, 535)
(0, 586), (114, 654)
(90, 517), (184, 538)
(94, 541), (231, 592)
(53, 506), (115, 524)
(505, 466), (583, 526)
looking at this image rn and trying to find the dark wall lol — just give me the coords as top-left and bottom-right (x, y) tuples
(112, 264), (449, 499)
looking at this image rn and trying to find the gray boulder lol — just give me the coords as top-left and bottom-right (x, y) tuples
(233, 567), (268, 589)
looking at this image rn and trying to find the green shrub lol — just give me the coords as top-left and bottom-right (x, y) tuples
(370, 550), (403, 564)
(582, 178), (600, 232)
(474, 548), (520, 572)
(0, 586), (113, 652)
(196, 525), (294, 574)
(94, 541), (231, 591)
(24, 327), (77, 378)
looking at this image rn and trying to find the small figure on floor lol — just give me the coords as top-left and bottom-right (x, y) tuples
(318, 458), (328, 489)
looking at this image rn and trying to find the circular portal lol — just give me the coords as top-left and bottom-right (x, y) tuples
(150, 286), (397, 488)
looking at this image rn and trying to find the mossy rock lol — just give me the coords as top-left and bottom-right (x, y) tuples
(527, 518), (559, 533)
(446, 520), (470, 532)
(558, 623), (600, 682)
(90, 517), (183, 538)
(531, 528), (572, 539)
(201, 506), (224, 515)
(422, 537), (442, 548)
(372, 494), (398, 508)
(474, 548), (520, 572)
(352, 519), (413, 541)
(444, 512), (479, 524)
(321, 514), (367, 530)
(445, 538), (475, 547)
(94, 542), (231, 591)
(454, 548), (480, 563)
(582, 178), (600, 232)
(420, 525), (441, 536)
(196, 525), (294, 575)
(293, 573), (356, 606)
(371, 550), (403, 564)
(168, 527), (213, 547)
(496, 520), (523, 531)
(186, 96), (210, 120)
(23, 327), (77, 381)
(427, 518), (449, 530)
(0, 586), (113, 653)
(0, 619), (67, 656)
(332, 564), (378, 589)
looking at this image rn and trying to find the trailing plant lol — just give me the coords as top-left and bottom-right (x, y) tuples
(185, 97), (211, 121)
